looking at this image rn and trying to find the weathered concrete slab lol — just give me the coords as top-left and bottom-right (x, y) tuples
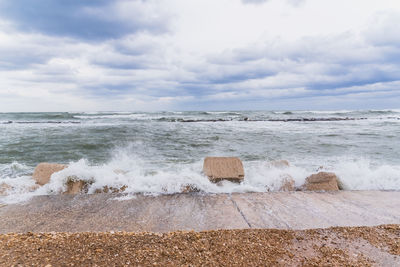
(0, 193), (249, 233)
(231, 191), (400, 229)
(1, 191), (400, 233)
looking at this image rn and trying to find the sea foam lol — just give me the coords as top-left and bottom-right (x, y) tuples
(1, 152), (400, 204)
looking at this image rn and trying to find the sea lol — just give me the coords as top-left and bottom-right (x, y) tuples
(1, 110), (400, 203)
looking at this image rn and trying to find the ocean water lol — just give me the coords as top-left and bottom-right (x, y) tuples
(1, 110), (400, 203)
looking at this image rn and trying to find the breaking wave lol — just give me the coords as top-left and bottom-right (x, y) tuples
(1, 152), (400, 204)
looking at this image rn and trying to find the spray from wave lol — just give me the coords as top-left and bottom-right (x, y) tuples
(1, 149), (400, 204)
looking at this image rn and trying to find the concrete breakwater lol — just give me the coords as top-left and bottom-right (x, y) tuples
(1, 191), (400, 233)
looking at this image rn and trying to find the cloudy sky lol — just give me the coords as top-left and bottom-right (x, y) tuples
(0, 0), (399, 111)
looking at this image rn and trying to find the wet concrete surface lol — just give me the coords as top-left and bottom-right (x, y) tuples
(1, 191), (399, 233)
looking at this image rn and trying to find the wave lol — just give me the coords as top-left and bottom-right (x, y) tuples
(2, 121), (81, 124)
(0, 162), (32, 179)
(5, 117), (397, 124)
(4, 112), (77, 120)
(155, 117), (374, 123)
(272, 109), (400, 117)
(367, 109), (400, 114)
(80, 111), (133, 115)
(1, 153), (400, 204)
(334, 160), (400, 190)
(2, 110), (400, 125)
(204, 111), (242, 115)
(301, 110), (354, 114)
(74, 114), (147, 120)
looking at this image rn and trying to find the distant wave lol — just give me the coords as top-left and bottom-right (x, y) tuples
(74, 114), (147, 120)
(274, 109), (400, 115)
(9, 116), (393, 124)
(172, 117), (373, 122)
(300, 110), (354, 114)
(2, 121), (80, 124)
(366, 109), (400, 115)
(80, 111), (133, 115)
(2, 110), (399, 124)
(204, 111), (242, 115)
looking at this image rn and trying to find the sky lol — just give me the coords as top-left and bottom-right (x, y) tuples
(0, 0), (399, 112)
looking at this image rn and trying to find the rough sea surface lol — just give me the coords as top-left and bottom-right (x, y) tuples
(1, 110), (400, 203)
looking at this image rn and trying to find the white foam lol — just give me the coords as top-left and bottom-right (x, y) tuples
(1, 154), (400, 204)
(0, 161), (32, 179)
(303, 110), (354, 114)
(74, 114), (147, 119)
(334, 159), (400, 190)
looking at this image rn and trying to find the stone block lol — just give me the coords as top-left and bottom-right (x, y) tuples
(203, 157), (244, 183)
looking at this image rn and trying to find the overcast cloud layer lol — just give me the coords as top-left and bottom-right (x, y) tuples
(0, 0), (399, 111)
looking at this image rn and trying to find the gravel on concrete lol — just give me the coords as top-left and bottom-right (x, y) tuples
(1, 224), (399, 266)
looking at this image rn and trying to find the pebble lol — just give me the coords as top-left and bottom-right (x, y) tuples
(0, 225), (399, 266)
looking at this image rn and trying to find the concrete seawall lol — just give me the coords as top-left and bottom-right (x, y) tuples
(1, 191), (400, 233)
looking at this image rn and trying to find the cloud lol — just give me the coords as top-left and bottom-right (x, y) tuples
(0, 0), (399, 111)
(364, 11), (400, 46)
(242, 0), (306, 6)
(242, 0), (269, 4)
(0, 0), (171, 41)
(286, 0), (306, 7)
(197, 22), (400, 98)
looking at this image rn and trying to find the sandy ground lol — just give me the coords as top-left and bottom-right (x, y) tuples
(0, 224), (399, 266)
